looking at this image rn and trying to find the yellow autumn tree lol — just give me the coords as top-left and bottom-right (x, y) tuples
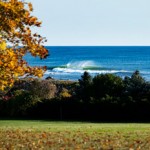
(0, 0), (48, 90)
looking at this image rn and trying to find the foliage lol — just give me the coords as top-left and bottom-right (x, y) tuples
(79, 71), (92, 88)
(0, 79), (57, 116)
(5, 89), (34, 116)
(29, 79), (57, 100)
(59, 88), (71, 99)
(54, 80), (77, 99)
(78, 71), (93, 102)
(1, 71), (150, 121)
(0, 0), (48, 90)
(124, 70), (150, 102)
(92, 73), (124, 100)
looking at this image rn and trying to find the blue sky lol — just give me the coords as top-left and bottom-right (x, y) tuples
(29, 0), (150, 46)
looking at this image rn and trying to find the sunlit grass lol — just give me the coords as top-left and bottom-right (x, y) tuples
(0, 120), (150, 149)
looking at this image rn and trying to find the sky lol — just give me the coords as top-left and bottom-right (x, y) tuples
(28, 0), (150, 46)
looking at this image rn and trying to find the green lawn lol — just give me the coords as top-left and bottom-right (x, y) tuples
(0, 120), (150, 149)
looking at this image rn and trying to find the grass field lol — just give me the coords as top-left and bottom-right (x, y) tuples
(0, 120), (150, 149)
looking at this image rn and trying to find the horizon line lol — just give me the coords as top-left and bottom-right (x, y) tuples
(44, 45), (150, 47)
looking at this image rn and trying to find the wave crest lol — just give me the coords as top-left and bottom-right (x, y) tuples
(66, 61), (96, 69)
(45, 60), (131, 75)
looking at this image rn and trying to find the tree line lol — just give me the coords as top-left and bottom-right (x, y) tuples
(0, 71), (150, 121)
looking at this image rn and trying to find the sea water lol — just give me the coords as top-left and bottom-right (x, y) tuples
(24, 46), (150, 81)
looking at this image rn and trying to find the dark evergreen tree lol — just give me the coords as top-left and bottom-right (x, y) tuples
(78, 71), (93, 102)
(123, 70), (150, 102)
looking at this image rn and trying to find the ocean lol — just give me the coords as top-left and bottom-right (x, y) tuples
(24, 46), (150, 81)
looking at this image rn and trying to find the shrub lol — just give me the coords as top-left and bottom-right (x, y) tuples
(59, 88), (72, 99)
(29, 79), (57, 100)
(1, 89), (32, 116)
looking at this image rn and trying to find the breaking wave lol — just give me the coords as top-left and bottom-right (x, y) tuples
(45, 60), (131, 75)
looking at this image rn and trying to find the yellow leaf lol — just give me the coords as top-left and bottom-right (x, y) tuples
(0, 41), (6, 50)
